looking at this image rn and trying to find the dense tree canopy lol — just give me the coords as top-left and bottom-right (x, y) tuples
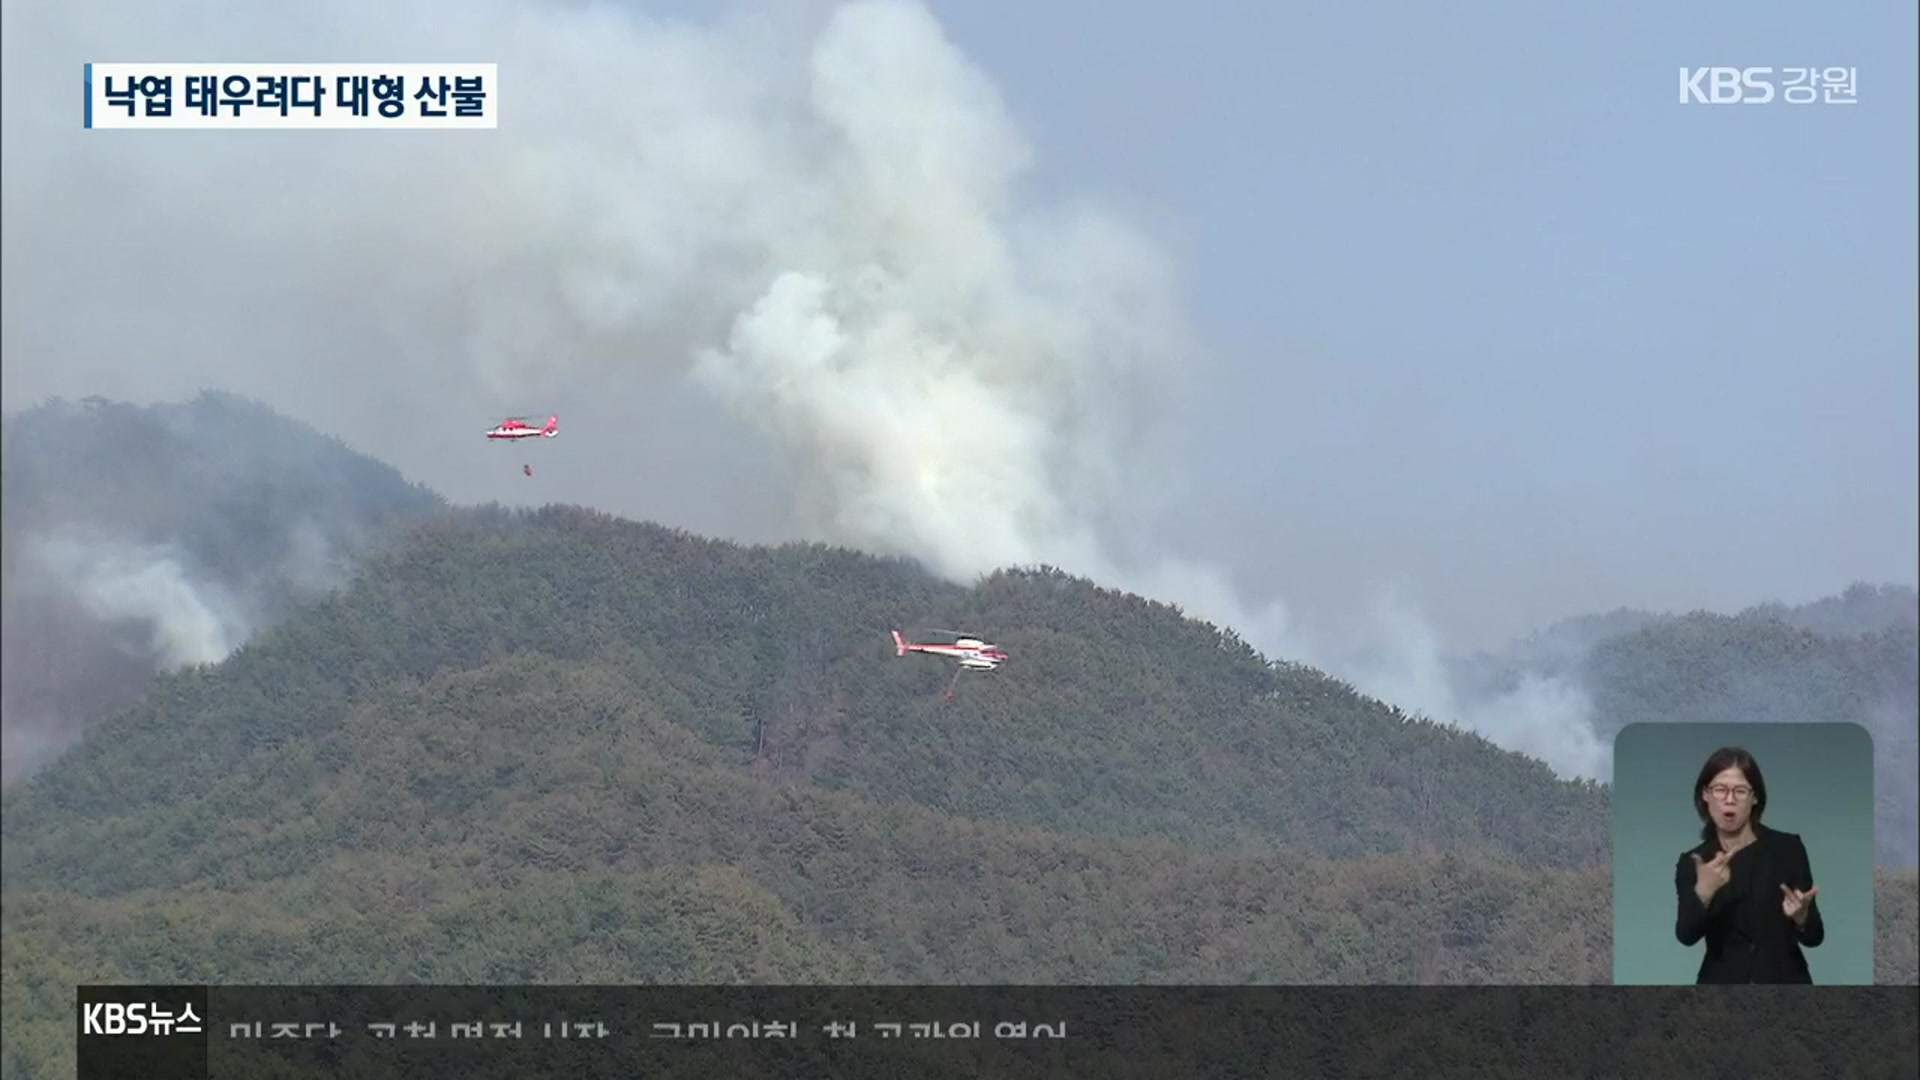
(3, 400), (1914, 1078)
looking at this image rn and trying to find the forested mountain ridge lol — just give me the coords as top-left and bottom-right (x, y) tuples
(1463, 582), (1915, 676)
(1761, 582), (1919, 637)
(1449, 584), (1919, 867)
(1, 503), (1613, 885)
(1, 391), (442, 537)
(1454, 584), (1915, 696)
(2, 497), (1916, 1078)
(1582, 610), (1918, 867)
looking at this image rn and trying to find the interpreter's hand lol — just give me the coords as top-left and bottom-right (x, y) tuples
(1781, 884), (1818, 925)
(1692, 850), (1733, 902)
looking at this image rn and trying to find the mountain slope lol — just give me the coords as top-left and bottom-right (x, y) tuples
(1, 391), (444, 788)
(3, 504), (1916, 1080)
(0, 652), (1614, 983)
(2, 504), (1611, 882)
(3, 650), (1622, 1078)
(1450, 585), (1919, 867)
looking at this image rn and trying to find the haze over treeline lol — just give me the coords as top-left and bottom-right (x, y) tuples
(3, 393), (1916, 869)
(4, 0), (1912, 789)
(4, 485), (1916, 1076)
(0, 394), (442, 786)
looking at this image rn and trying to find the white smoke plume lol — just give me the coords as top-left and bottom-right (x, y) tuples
(1, 0), (1603, 777)
(1, 532), (250, 787)
(22, 535), (248, 668)
(1319, 588), (1608, 778)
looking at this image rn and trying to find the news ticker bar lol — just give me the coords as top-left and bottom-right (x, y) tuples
(83, 63), (498, 129)
(76, 983), (1920, 1079)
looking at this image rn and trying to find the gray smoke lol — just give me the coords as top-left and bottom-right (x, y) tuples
(22, 533), (247, 667)
(1, 0), (1603, 777)
(1, 531), (250, 787)
(1320, 587), (1608, 778)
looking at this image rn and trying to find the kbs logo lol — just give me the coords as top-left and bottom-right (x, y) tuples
(81, 1001), (202, 1035)
(1679, 67), (1774, 104)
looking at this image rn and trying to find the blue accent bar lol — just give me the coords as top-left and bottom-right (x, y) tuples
(83, 62), (91, 128)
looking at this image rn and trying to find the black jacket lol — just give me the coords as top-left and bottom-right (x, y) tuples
(1674, 824), (1824, 984)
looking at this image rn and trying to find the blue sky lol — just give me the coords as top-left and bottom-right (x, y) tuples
(926, 0), (1918, 644)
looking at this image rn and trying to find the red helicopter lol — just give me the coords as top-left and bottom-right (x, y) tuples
(486, 414), (558, 440)
(892, 629), (1008, 699)
(485, 414), (557, 476)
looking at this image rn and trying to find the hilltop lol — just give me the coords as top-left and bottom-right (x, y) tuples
(1758, 582), (1920, 637)
(1, 391), (442, 539)
(1454, 584), (1916, 689)
(0, 392), (444, 787)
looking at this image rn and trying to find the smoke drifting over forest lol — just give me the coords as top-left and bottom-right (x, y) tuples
(0, 395), (442, 787)
(3, 0), (1910, 791)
